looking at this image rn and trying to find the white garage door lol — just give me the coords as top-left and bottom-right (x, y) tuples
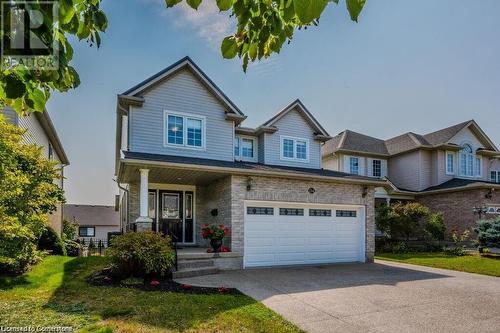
(244, 201), (365, 268)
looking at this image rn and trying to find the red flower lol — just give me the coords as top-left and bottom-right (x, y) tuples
(218, 286), (228, 294)
(150, 279), (160, 286)
(181, 284), (193, 290)
(219, 245), (231, 253)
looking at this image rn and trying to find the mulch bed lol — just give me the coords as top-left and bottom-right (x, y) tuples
(87, 268), (242, 295)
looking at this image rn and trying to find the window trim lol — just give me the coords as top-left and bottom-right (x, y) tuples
(163, 110), (206, 150)
(280, 136), (310, 163)
(458, 143), (478, 178)
(79, 226), (95, 237)
(234, 135), (257, 162)
(445, 151), (455, 175)
(491, 170), (500, 183)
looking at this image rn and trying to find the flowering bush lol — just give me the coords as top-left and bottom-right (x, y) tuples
(201, 224), (229, 241)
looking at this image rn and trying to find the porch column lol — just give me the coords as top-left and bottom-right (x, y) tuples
(135, 168), (152, 231)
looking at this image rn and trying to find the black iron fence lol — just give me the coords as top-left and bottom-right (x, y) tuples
(76, 238), (110, 257)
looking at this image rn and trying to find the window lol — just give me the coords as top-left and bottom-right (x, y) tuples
(234, 136), (256, 160)
(282, 138), (294, 158)
(280, 136), (309, 161)
(459, 144), (475, 177)
(79, 227), (95, 237)
(187, 118), (202, 147)
(148, 192), (156, 219)
(309, 209), (332, 217)
(372, 160), (381, 177)
(48, 143), (53, 160)
(185, 193), (193, 219)
(247, 207), (274, 215)
(279, 208), (304, 216)
(349, 157), (359, 175)
(336, 210), (357, 218)
(446, 152), (455, 175)
(241, 138), (254, 158)
(491, 171), (500, 183)
(475, 157), (482, 177)
(165, 112), (204, 148)
(296, 140), (307, 160)
(234, 137), (240, 156)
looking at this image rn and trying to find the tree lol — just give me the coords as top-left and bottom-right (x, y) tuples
(474, 218), (500, 249)
(62, 219), (78, 240)
(166, 0), (367, 71)
(0, 1), (108, 114)
(0, 115), (64, 273)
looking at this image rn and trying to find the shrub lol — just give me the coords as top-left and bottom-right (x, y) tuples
(62, 219), (78, 240)
(64, 240), (81, 257)
(38, 226), (67, 256)
(424, 213), (446, 241)
(107, 232), (175, 278)
(444, 230), (470, 256)
(392, 241), (408, 254)
(474, 218), (500, 249)
(0, 216), (42, 274)
(376, 202), (431, 240)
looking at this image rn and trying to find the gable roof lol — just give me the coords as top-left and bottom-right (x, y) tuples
(324, 120), (498, 157)
(260, 99), (330, 138)
(121, 56), (245, 117)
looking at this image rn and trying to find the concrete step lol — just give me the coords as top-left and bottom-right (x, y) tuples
(172, 267), (219, 279)
(177, 259), (215, 270)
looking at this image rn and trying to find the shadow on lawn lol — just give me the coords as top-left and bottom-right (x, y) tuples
(46, 257), (258, 332)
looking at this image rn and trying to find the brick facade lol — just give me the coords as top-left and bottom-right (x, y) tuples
(416, 189), (500, 235)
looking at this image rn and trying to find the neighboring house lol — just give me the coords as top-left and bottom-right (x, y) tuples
(115, 57), (386, 269)
(64, 204), (120, 243)
(322, 121), (500, 233)
(1, 107), (69, 234)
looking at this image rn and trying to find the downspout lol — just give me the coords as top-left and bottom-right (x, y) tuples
(113, 179), (129, 233)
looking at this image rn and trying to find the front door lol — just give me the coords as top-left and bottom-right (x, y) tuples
(159, 190), (183, 243)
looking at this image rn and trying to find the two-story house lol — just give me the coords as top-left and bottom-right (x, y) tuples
(322, 121), (500, 233)
(1, 108), (69, 234)
(115, 57), (387, 269)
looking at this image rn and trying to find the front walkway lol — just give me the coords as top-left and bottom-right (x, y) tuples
(175, 260), (500, 333)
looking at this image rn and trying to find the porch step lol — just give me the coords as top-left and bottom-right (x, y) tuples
(177, 259), (215, 270)
(172, 267), (219, 279)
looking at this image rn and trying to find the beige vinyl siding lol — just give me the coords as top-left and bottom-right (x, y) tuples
(129, 68), (235, 161)
(263, 107), (321, 169)
(388, 151), (421, 191)
(449, 127), (489, 181)
(419, 150), (432, 190)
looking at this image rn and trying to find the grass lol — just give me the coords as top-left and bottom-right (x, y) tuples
(375, 252), (500, 277)
(0, 256), (302, 333)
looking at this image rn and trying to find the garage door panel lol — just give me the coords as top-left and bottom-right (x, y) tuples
(245, 202), (364, 267)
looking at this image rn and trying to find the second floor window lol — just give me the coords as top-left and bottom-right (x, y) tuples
(349, 157), (359, 175)
(234, 136), (256, 160)
(281, 136), (309, 161)
(491, 171), (500, 183)
(459, 144), (474, 177)
(446, 152), (455, 174)
(372, 160), (381, 177)
(165, 113), (204, 148)
(241, 138), (254, 158)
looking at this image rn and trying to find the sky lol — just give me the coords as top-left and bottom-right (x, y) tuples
(47, 0), (500, 206)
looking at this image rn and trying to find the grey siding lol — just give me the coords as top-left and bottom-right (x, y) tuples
(258, 133), (265, 163)
(263, 107), (321, 169)
(129, 68), (235, 161)
(1, 107), (18, 125)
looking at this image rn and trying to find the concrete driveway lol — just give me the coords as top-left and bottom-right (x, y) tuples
(176, 260), (500, 333)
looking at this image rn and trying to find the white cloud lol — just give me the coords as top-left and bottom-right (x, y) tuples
(143, 0), (233, 49)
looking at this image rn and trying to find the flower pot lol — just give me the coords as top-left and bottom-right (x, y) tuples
(210, 239), (223, 253)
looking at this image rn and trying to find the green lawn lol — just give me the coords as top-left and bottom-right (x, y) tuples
(376, 252), (500, 277)
(0, 256), (302, 333)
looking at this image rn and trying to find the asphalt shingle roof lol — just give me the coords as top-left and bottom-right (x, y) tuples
(421, 178), (500, 192)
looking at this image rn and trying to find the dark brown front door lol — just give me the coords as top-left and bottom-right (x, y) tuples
(159, 190), (183, 242)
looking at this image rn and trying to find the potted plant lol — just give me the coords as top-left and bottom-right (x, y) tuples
(201, 224), (229, 253)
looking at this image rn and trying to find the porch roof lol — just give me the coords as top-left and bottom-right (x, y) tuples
(118, 151), (388, 186)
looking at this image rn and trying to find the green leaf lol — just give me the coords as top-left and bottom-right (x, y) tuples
(76, 22), (91, 39)
(186, 0), (202, 9)
(93, 10), (108, 31)
(248, 43), (257, 60)
(346, 0), (366, 22)
(216, 0), (233, 11)
(293, 0), (328, 24)
(60, 0), (75, 25)
(4, 74), (26, 99)
(165, 0), (182, 7)
(221, 37), (238, 59)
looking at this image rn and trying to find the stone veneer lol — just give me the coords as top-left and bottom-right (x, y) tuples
(416, 188), (500, 235)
